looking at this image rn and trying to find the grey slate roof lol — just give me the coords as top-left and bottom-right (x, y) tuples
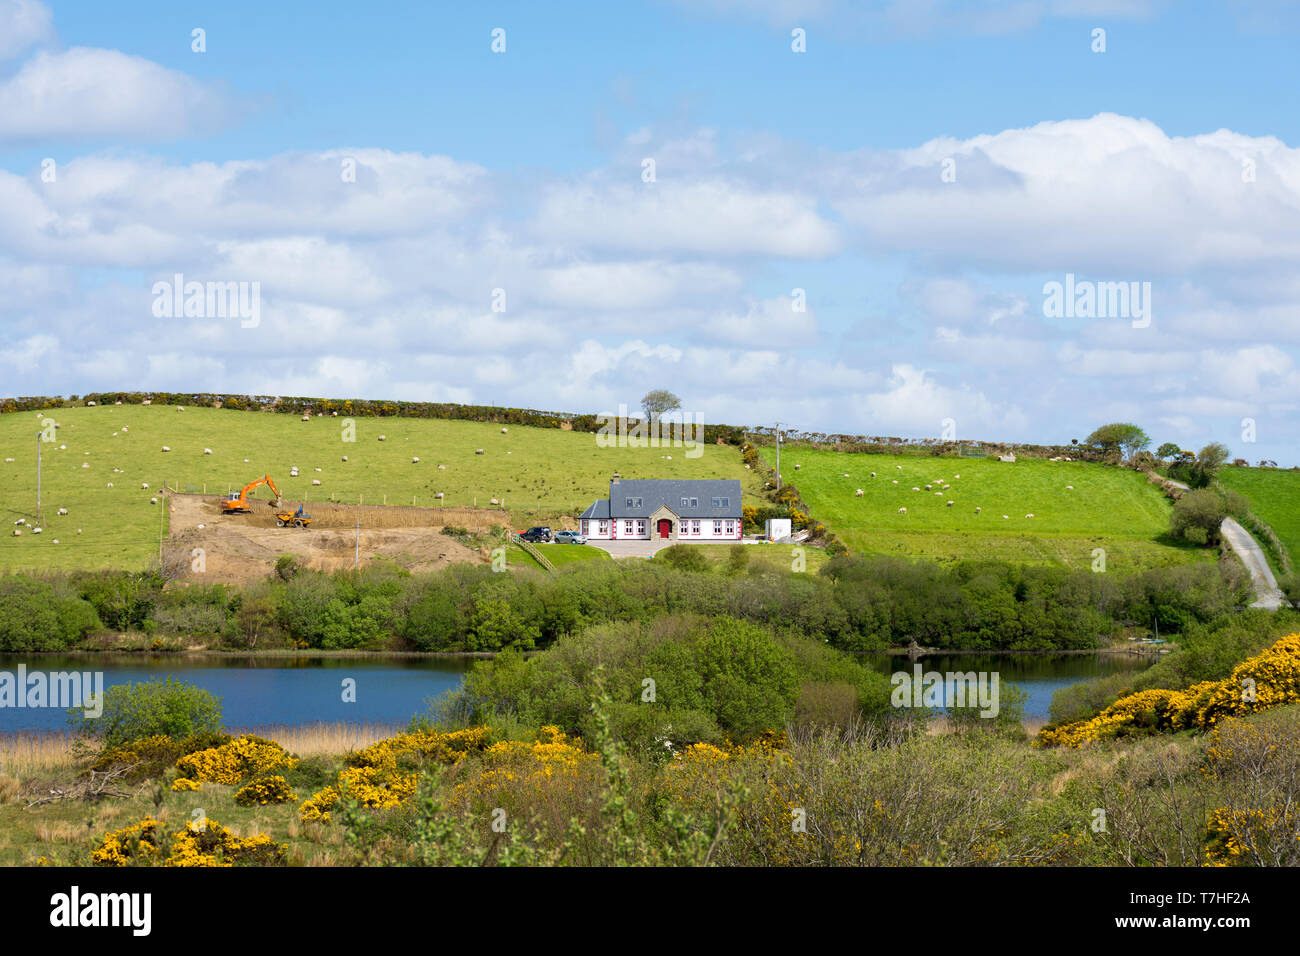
(582, 478), (742, 520)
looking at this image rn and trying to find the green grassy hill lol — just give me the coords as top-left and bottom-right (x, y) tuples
(0, 405), (759, 571)
(764, 446), (1208, 571)
(1217, 466), (1300, 567)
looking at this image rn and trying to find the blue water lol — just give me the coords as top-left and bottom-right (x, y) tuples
(0, 655), (472, 733)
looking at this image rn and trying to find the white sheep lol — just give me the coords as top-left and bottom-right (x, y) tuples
(161, 446), (171, 452)
(312, 479), (321, 486)
(315, 467), (322, 472)
(52, 539), (58, 544)
(855, 489), (864, 497)
(301, 415), (310, 422)
(1025, 513), (1035, 519)
(107, 482), (114, 488)
(81, 463), (89, 469)
(11, 529), (19, 537)
(177, 406), (184, 412)
(13, 518), (24, 525)
(3, 458), (12, 463)
(57, 508), (68, 516)
(475, 448), (485, 455)
(1002, 515), (1009, 519)
(197, 524), (205, 530)
(141, 482), (149, 489)
(912, 486), (920, 491)
(666, 455), (672, 460)
(898, 507), (907, 514)
(243, 458), (249, 463)
(975, 507), (981, 513)
(896, 465), (902, 470)
(76, 529), (82, 534)
(892, 479), (899, 485)
(490, 497), (500, 505)
(1066, 485), (1074, 490)
(935, 491), (943, 496)
(341, 456), (348, 462)
(121, 426), (128, 432)
(953, 474), (959, 479)
(203, 448), (213, 455)
(843, 473), (850, 478)
(149, 498), (157, 505)
(378, 435), (387, 442)
(946, 500), (954, 506)
(501, 427), (508, 434)
(435, 492), (444, 499)
(412, 457), (420, 463)
(437, 464), (446, 470)
(942, 484), (950, 490)
(870, 471), (876, 478)
(925, 484), (932, 490)
(794, 464), (801, 470)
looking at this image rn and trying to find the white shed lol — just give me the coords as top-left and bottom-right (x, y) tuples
(764, 518), (792, 542)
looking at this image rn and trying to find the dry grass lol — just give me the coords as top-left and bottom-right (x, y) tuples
(236, 722), (405, 758)
(0, 731), (80, 779)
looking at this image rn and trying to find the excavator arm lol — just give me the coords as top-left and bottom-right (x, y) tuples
(221, 474), (283, 513)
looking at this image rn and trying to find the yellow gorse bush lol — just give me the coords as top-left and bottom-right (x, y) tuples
(92, 817), (287, 867)
(174, 734), (298, 785)
(1039, 633), (1300, 747)
(234, 775), (298, 807)
(300, 726), (495, 823)
(451, 726), (601, 807)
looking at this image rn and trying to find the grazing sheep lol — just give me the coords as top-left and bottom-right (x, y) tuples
(52, 539), (58, 544)
(855, 489), (864, 497)
(1066, 485), (1074, 490)
(81, 463), (89, 469)
(312, 479), (322, 486)
(204, 448), (213, 455)
(301, 415), (310, 422)
(925, 484), (932, 490)
(141, 482), (149, 489)
(437, 464), (446, 470)
(435, 492), (444, 499)
(177, 406), (184, 412)
(11, 529), (18, 537)
(946, 500), (954, 506)
(844, 473), (850, 478)
(197, 524), (205, 530)
(121, 426), (128, 432)
(243, 458), (249, 463)
(912, 486), (920, 491)
(378, 435), (387, 442)
(870, 471), (876, 478)
(942, 484), (950, 491)
(13, 519), (24, 525)
(161, 446), (171, 452)
(1002, 515), (1009, 519)
(896, 465), (902, 470)
(475, 448), (485, 455)
(142, 399), (151, 405)
(490, 498), (500, 505)
(87, 401), (95, 407)
(57, 508), (68, 516)
(975, 507), (981, 513)
(501, 427), (508, 434)
(892, 479), (899, 485)
(794, 464), (801, 470)
(1025, 513), (1035, 519)
(3, 458), (11, 462)
(666, 455), (672, 460)
(342, 456), (348, 462)
(77, 529), (82, 534)
(412, 457), (420, 463)
(149, 498), (157, 505)
(315, 467), (322, 472)
(107, 482), (114, 488)
(935, 491), (944, 496)
(331, 411), (338, 417)
(898, 507), (907, 514)
(953, 474), (960, 479)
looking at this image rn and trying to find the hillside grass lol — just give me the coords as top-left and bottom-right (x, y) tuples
(0, 405), (759, 572)
(765, 447), (1210, 572)
(1217, 466), (1300, 566)
(652, 541), (831, 573)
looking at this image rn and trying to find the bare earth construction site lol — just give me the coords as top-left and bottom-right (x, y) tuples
(164, 493), (503, 584)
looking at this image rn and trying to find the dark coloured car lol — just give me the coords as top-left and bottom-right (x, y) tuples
(519, 526), (552, 542)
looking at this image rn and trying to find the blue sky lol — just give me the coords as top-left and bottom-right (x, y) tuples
(2, 0), (1299, 462)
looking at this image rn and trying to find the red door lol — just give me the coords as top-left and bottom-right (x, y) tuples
(657, 519), (672, 539)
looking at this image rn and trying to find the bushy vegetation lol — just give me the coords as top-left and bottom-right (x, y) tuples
(84, 678), (224, 747)
(2, 547), (1253, 654)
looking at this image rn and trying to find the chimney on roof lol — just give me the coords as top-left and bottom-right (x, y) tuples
(611, 473), (620, 484)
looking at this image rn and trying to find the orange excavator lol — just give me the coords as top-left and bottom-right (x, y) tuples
(220, 474), (282, 514)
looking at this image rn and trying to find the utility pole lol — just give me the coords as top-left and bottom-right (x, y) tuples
(775, 421), (781, 491)
(354, 519), (360, 570)
(35, 430), (42, 519)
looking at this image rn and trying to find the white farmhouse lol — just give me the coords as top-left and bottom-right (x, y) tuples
(579, 477), (743, 542)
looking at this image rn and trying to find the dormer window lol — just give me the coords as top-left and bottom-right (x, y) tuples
(625, 497), (643, 508)
(680, 497), (698, 508)
(711, 497), (729, 508)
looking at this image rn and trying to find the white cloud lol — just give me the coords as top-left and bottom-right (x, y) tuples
(0, 0), (52, 61)
(0, 48), (235, 141)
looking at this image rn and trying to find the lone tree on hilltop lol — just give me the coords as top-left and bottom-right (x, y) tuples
(1086, 423), (1150, 462)
(1156, 442), (1182, 462)
(641, 389), (682, 424)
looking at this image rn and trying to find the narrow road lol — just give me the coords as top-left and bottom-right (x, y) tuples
(1220, 517), (1286, 610)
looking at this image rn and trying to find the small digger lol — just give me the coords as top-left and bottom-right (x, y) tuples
(221, 474), (282, 514)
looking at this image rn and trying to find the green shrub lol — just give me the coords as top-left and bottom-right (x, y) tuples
(659, 544), (708, 573)
(83, 678), (224, 747)
(0, 576), (100, 651)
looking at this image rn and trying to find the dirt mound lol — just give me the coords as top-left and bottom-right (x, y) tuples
(164, 494), (491, 584)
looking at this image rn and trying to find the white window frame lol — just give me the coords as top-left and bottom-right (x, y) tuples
(713, 520), (723, 535)
(691, 519), (701, 535)
(598, 520), (609, 535)
(725, 520), (735, 535)
(636, 520), (646, 537)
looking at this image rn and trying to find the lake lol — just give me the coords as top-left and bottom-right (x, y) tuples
(0, 649), (1155, 733)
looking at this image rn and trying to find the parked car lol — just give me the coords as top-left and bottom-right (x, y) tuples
(519, 526), (552, 543)
(553, 530), (587, 545)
